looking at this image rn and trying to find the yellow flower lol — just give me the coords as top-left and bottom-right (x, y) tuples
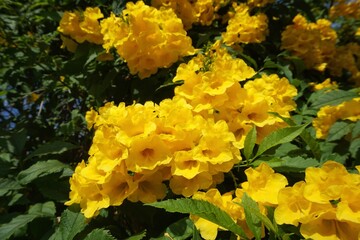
(100, 1), (195, 78)
(222, 3), (268, 45)
(241, 162), (288, 206)
(127, 172), (167, 203)
(313, 97), (360, 139)
(327, 43), (360, 86)
(330, 0), (360, 19)
(281, 14), (337, 71)
(274, 160), (360, 239)
(57, 7), (104, 46)
(126, 133), (172, 173)
(169, 172), (214, 197)
(304, 161), (355, 204)
(310, 78), (338, 92)
(247, 0), (275, 8)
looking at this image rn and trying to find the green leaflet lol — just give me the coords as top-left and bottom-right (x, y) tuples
(252, 156), (319, 172)
(327, 121), (354, 142)
(243, 126), (257, 160)
(241, 193), (262, 240)
(17, 159), (73, 185)
(84, 229), (117, 240)
(49, 209), (86, 240)
(253, 124), (308, 160)
(309, 89), (359, 109)
(147, 199), (249, 240)
(0, 202), (55, 240)
(25, 141), (78, 160)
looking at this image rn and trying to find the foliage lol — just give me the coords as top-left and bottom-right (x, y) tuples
(1, 0), (360, 239)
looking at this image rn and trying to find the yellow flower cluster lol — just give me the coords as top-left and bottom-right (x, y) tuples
(309, 78), (338, 92)
(247, 0), (275, 8)
(57, 7), (104, 51)
(173, 43), (297, 148)
(327, 43), (360, 86)
(100, 1), (195, 79)
(312, 97), (360, 139)
(191, 163), (288, 240)
(281, 14), (337, 71)
(151, 0), (227, 29)
(66, 96), (240, 218)
(329, 0), (360, 19)
(222, 3), (268, 45)
(275, 161), (360, 240)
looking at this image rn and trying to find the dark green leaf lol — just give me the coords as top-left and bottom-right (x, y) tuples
(25, 141), (77, 160)
(241, 193), (262, 240)
(83, 229), (117, 240)
(147, 199), (249, 239)
(17, 160), (72, 185)
(50, 209), (86, 240)
(254, 124), (308, 159)
(243, 126), (257, 160)
(352, 121), (360, 139)
(28, 202), (56, 217)
(252, 156), (319, 172)
(0, 178), (22, 196)
(310, 90), (359, 109)
(0, 214), (37, 240)
(0, 202), (56, 240)
(327, 121), (353, 142)
(349, 138), (360, 159)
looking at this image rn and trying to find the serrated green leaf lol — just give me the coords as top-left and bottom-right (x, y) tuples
(17, 160), (72, 185)
(164, 218), (193, 240)
(243, 126), (257, 160)
(25, 141), (77, 160)
(152, 218), (193, 240)
(0, 214), (37, 240)
(146, 199), (249, 239)
(28, 202), (56, 217)
(0, 178), (22, 196)
(252, 156), (319, 172)
(83, 229), (117, 240)
(269, 112), (321, 159)
(327, 121), (353, 142)
(241, 193), (262, 240)
(310, 90), (358, 109)
(349, 138), (360, 158)
(254, 124), (308, 159)
(352, 121), (360, 139)
(0, 202), (55, 240)
(50, 209), (86, 240)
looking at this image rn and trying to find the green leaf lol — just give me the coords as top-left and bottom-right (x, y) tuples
(10, 128), (27, 155)
(28, 202), (56, 217)
(50, 209), (86, 240)
(17, 160), (72, 185)
(0, 202), (56, 240)
(0, 214), (37, 240)
(243, 126), (257, 160)
(25, 141), (77, 160)
(254, 124), (308, 159)
(327, 121), (353, 142)
(83, 229), (117, 240)
(269, 112), (321, 159)
(349, 138), (360, 159)
(146, 199), (249, 240)
(310, 89), (359, 109)
(252, 156), (319, 172)
(351, 121), (360, 139)
(241, 195), (278, 237)
(241, 193), (262, 240)
(0, 178), (22, 196)
(152, 218), (194, 240)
